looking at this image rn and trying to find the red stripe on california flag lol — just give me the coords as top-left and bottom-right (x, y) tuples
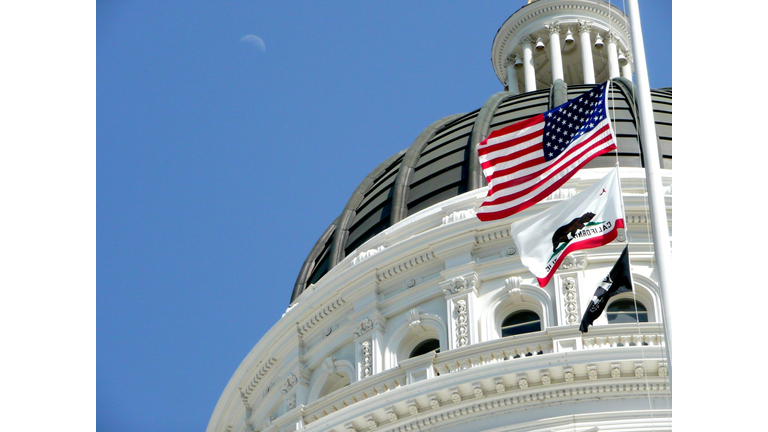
(483, 132), (615, 203)
(476, 143), (616, 220)
(534, 219), (625, 287)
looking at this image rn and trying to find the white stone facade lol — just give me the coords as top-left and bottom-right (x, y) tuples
(207, 167), (672, 432)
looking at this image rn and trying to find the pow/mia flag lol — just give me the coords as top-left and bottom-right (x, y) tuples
(579, 246), (632, 333)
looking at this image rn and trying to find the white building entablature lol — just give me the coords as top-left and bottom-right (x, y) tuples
(493, 0), (635, 93)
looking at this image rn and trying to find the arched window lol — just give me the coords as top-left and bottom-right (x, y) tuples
(607, 299), (648, 324)
(409, 338), (440, 358)
(501, 310), (541, 337)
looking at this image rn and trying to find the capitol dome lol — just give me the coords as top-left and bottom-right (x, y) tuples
(291, 79), (671, 304)
(209, 1), (672, 432)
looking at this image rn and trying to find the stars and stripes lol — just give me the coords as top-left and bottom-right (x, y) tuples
(476, 82), (617, 222)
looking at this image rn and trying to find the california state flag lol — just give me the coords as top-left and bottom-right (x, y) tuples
(510, 168), (625, 287)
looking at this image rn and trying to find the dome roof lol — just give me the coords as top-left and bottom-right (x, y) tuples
(290, 78), (672, 303)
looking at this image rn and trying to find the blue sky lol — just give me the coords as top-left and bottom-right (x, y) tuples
(96, 2), (671, 431)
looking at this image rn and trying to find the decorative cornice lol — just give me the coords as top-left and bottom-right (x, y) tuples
(376, 250), (436, 282)
(239, 357), (278, 405)
(475, 226), (511, 244)
(297, 297), (346, 336)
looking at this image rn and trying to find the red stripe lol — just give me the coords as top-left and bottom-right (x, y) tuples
(481, 114), (544, 142)
(478, 128), (543, 158)
(480, 140), (542, 170)
(535, 219), (626, 287)
(475, 143), (616, 221)
(483, 123), (612, 183)
(483, 133), (615, 204)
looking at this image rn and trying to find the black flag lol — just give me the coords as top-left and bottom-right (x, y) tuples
(579, 246), (632, 333)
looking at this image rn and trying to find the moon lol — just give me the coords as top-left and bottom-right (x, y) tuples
(240, 35), (266, 53)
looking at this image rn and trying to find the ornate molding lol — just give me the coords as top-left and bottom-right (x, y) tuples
(545, 21), (561, 35)
(505, 276), (522, 294)
(239, 357), (278, 405)
(407, 399), (419, 416)
(281, 373), (298, 394)
(364, 414), (377, 430)
(476, 226), (511, 245)
(472, 382), (485, 398)
(407, 308), (423, 328)
(442, 275), (477, 295)
(442, 208), (476, 225)
(562, 277), (580, 325)
(606, 31), (619, 44)
(353, 318), (374, 338)
(587, 364), (598, 380)
(361, 340), (373, 378)
(519, 34), (534, 46)
(634, 362), (645, 378)
(297, 297), (346, 336)
(517, 373), (528, 390)
(385, 406), (398, 423)
(564, 366), (574, 382)
(504, 53), (516, 68)
(454, 299), (469, 348)
(322, 356), (337, 376)
(428, 393), (441, 409)
(450, 387), (462, 403)
(611, 363), (621, 379)
(351, 246), (385, 266)
(540, 369), (551, 386)
(560, 253), (586, 271)
(495, 377), (506, 393)
(658, 362), (668, 377)
(376, 250), (436, 282)
(577, 19), (593, 34)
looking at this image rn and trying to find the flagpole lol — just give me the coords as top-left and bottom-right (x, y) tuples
(624, 0), (674, 379)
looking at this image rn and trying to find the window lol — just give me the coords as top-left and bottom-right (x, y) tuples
(607, 299), (648, 324)
(409, 338), (440, 358)
(501, 310), (541, 337)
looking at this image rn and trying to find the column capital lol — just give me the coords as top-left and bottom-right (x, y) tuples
(545, 21), (561, 35)
(606, 31), (619, 44)
(577, 20), (593, 35)
(519, 34), (534, 46)
(504, 53), (516, 68)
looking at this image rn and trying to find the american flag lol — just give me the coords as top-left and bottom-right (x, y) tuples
(476, 82), (617, 221)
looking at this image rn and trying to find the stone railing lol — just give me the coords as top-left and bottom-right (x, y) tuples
(291, 323), (666, 429)
(580, 322), (665, 349)
(434, 332), (553, 375)
(302, 366), (407, 425)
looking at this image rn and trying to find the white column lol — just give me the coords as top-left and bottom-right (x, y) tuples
(545, 21), (564, 82)
(440, 274), (480, 350)
(625, 0), (674, 378)
(606, 32), (620, 79)
(520, 35), (536, 92)
(578, 20), (595, 84)
(621, 51), (633, 80)
(505, 54), (520, 95)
